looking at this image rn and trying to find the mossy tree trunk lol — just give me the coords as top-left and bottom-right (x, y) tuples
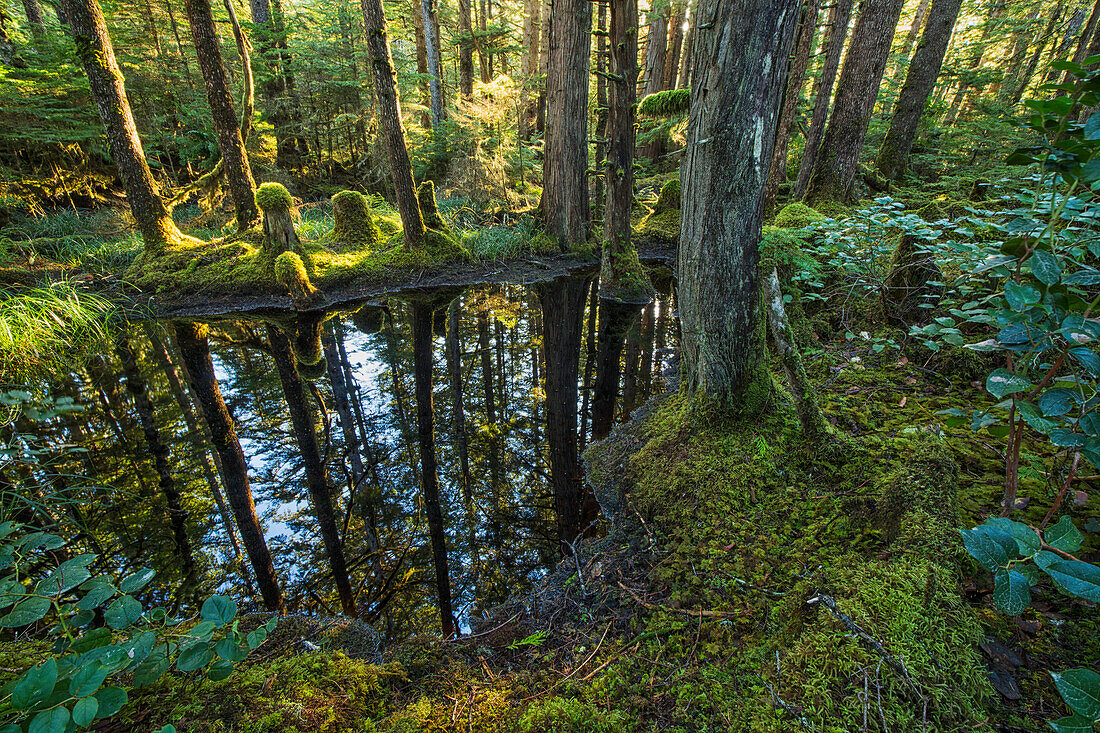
(540, 0), (591, 248)
(422, 0), (444, 129)
(793, 0), (854, 200)
(803, 0), (905, 205)
(64, 0), (183, 252)
(678, 0), (800, 411)
(592, 0), (607, 220)
(361, 0), (427, 249)
(763, 0), (819, 215)
(22, 0), (45, 38)
(184, 0), (259, 230)
(876, 0), (963, 180)
(266, 324), (358, 617)
(458, 0), (474, 97)
(175, 322), (286, 613)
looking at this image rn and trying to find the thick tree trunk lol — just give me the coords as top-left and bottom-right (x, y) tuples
(893, 0), (931, 74)
(538, 277), (591, 553)
(664, 0), (685, 89)
(764, 0), (819, 214)
(411, 0), (432, 128)
(803, 0), (905, 205)
(267, 325), (357, 617)
(184, 0), (259, 229)
(592, 0), (608, 220)
(64, 0), (183, 251)
(793, 0), (854, 199)
(639, 1), (669, 160)
(876, 0), (963, 180)
(410, 302), (458, 637)
(361, 0), (427, 249)
(175, 322), (285, 613)
(445, 300), (472, 503)
(589, 299), (638, 441)
(459, 0), (474, 96)
(540, 0), (592, 248)
(678, 0), (800, 408)
(116, 332), (197, 599)
(1044, 7), (1085, 85)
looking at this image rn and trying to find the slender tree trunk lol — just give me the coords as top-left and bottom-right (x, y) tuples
(676, 3), (695, 89)
(64, 0), (183, 251)
(116, 332), (197, 599)
(1011, 2), (1062, 105)
(538, 277), (591, 553)
(520, 0), (540, 136)
(22, 0), (45, 38)
(993, 7), (1039, 100)
(876, 0), (963, 179)
(636, 300), (656, 406)
(184, 0), (259, 229)
(592, 0), (608, 220)
(361, 0), (427, 249)
(421, 0), (444, 128)
(764, 0), (819, 214)
(804, 0), (905, 205)
(540, 0), (592, 248)
(664, 0), (685, 89)
(793, 0), (854, 199)
(536, 0), (551, 131)
(1044, 7), (1084, 85)
(412, 0), (432, 128)
(446, 300), (472, 503)
(250, 0), (296, 166)
(458, 0), (474, 96)
(578, 278), (599, 449)
(941, 0), (1005, 126)
(639, 0), (669, 160)
(893, 0), (930, 74)
(165, 0), (195, 89)
(679, 0), (800, 407)
(477, 311), (502, 533)
(589, 299), (637, 441)
(410, 302), (457, 637)
(175, 322), (285, 613)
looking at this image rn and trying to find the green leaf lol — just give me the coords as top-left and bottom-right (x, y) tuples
(1046, 516), (1084, 553)
(246, 627), (268, 650)
(1051, 668), (1100, 719)
(1043, 558), (1100, 602)
(104, 596), (142, 630)
(1030, 250), (1063, 286)
(73, 696), (99, 727)
(28, 707), (69, 733)
(986, 518), (1041, 557)
(1050, 429), (1088, 448)
(993, 568), (1031, 615)
(1, 595), (52, 627)
(118, 569), (155, 595)
(68, 661), (108, 698)
(93, 687), (127, 718)
(986, 369), (1031, 399)
(1005, 280), (1041, 311)
(131, 648), (170, 687)
(176, 643), (215, 672)
(1039, 388), (1078, 417)
(1069, 347), (1100, 378)
(206, 659), (235, 681)
(1062, 268), (1100, 286)
(1048, 712), (1096, 732)
(200, 596), (237, 628)
(960, 525), (1019, 571)
(214, 637), (248, 662)
(12, 658), (58, 710)
(120, 630), (157, 671)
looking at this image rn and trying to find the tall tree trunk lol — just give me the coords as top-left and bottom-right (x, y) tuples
(793, 0), (854, 199)
(361, 0), (427, 249)
(412, 0), (432, 128)
(676, 2), (695, 89)
(63, 0), (183, 251)
(422, 0), (444, 129)
(578, 278), (599, 449)
(664, 0), (685, 89)
(1011, 2), (1062, 105)
(639, 0), (669, 160)
(592, 0), (608, 220)
(267, 325), (358, 617)
(1044, 6), (1085, 85)
(175, 322), (285, 613)
(941, 0), (1005, 126)
(679, 0), (800, 407)
(538, 277), (591, 553)
(764, 0), (819, 214)
(250, 0), (297, 167)
(540, 0), (592, 248)
(520, 0), (540, 136)
(993, 7), (1039, 100)
(184, 0), (259, 229)
(536, 0), (551, 131)
(446, 300), (472, 503)
(589, 299), (637, 441)
(458, 0), (474, 96)
(410, 302), (457, 637)
(22, 0), (45, 38)
(477, 311), (502, 535)
(804, 0), (905, 205)
(893, 0), (931, 75)
(165, 0), (196, 90)
(635, 300), (656, 407)
(876, 0), (963, 179)
(116, 332), (197, 600)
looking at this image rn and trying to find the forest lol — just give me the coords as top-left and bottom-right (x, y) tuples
(0, 0), (1099, 728)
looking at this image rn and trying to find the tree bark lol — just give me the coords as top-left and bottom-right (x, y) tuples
(676, 3), (695, 89)
(411, 0), (432, 128)
(589, 298), (638, 441)
(410, 302), (457, 637)
(267, 324), (357, 617)
(592, 0), (608, 220)
(520, 0), (540, 134)
(804, 0), (905, 205)
(1010, 2), (1062, 105)
(540, 0), (592, 248)
(875, 0), (963, 179)
(664, 0), (685, 89)
(639, 0), (669, 160)
(422, 0), (444, 129)
(678, 0), (800, 407)
(458, 0), (474, 96)
(793, 0), (854, 199)
(361, 0), (427, 249)
(538, 277), (591, 553)
(22, 0), (45, 38)
(446, 300), (472, 503)
(764, 0), (819, 214)
(184, 0), (259, 229)
(64, 0), (183, 251)
(175, 322), (285, 613)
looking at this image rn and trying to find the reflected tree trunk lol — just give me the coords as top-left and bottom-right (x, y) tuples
(578, 279), (599, 449)
(410, 302), (457, 637)
(267, 324), (358, 616)
(175, 322), (285, 613)
(477, 311), (502, 535)
(590, 298), (638, 441)
(446, 300), (472, 503)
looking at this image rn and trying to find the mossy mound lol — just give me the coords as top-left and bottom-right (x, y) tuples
(321, 190), (383, 252)
(416, 181), (451, 235)
(255, 182), (294, 211)
(599, 246), (653, 304)
(638, 88), (691, 118)
(653, 179), (680, 213)
(635, 208), (680, 244)
(274, 251), (319, 307)
(773, 201), (826, 229)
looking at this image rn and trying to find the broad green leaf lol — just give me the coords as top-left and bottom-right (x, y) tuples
(1051, 668), (1100, 719)
(1, 596), (52, 627)
(1069, 347), (1100, 378)
(986, 369), (1031, 399)
(960, 525), (1019, 571)
(214, 637), (248, 662)
(68, 661), (108, 698)
(201, 596), (237, 628)
(1039, 388), (1078, 417)
(986, 518), (1041, 557)
(1048, 712), (1095, 732)
(73, 696), (99, 727)
(28, 707), (69, 733)
(1046, 516), (1084, 553)
(70, 627), (112, 654)
(993, 568), (1031, 615)
(207, 659), (235, 681)
(93, 687), (127, 718)
(11, 658), (58, 710)
(76, 578), (115, 611)
(120, 630), (157, 671)
(1063, 268), (1100, 286)
(246, 627), (268, 650)
(1042, 558), (1100, 602)
(1030, 250), (1063, 286)
(1050, 428), (1087, 448)
(131, 648), (170, 687)
(1005, 280), (1040, 311)
(118, 569), (155, 595)
(176, 643), (215, 672)
(181, 621), (217, 650)
(104, 596), (142, 630)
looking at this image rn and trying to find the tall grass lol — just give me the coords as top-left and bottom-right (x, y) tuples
(2, 209), (142, 274)
(0, 280), (118, 383)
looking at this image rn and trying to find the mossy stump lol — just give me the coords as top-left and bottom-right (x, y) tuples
(416, 181), (450, 235)
(653, 179), (680, 214)
(256, 183), (300, 254)
(274, 251), (319, 308)
(883, 234), (942, 324)
(323, 190), (383, 252)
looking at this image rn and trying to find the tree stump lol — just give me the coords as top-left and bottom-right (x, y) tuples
(256, 183), (300, 253)
(323, 190), (382, 251)
(883, 234), (942, 324)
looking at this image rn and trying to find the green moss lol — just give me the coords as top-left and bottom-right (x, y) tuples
(530, 231), (560, 254)
(636, 208), (680, 243)
(321, 190), (383, 252)
(519, 697), (630, 733)
(255, 183), (293, 212)
(638, 88), (691, 118)
(773, 202), (826, 229)
(654, 179), (680, 213)
(275, 251), (318, 306)
(416, 181), (450, 234)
